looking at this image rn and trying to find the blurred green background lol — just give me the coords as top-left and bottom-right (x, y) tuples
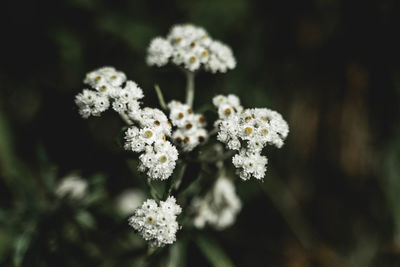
(1, 0), (400, 266)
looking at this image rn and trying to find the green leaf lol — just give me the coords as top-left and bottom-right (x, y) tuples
(167, 239), (186, 267)
(195, 234), (235, 267)
(75, 210), (96, 230)
(13, 223), (36, 267)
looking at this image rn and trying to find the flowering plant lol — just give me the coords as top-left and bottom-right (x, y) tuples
(75, 23), (289, 256)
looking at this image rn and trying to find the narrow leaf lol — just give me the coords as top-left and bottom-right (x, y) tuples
(195, 234), (235, 267)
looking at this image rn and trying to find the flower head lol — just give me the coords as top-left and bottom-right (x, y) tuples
(168, 100), (208, 152)
(75, 67), (143, 119)
(213, 94), (289, 180)
(147, 24), (236, 73)
(129, 196), (182, 247)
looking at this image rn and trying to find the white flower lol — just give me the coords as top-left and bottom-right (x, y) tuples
(147, 38), (173, 67)
(116, 189), (147, 216)
(147, 24), (236, 73)
(204, 40), (236, 73)
(124, 107), (178, 180)
(232, 150), (268, 180)
(192, 176), (241, 230)
(128, 196), (182, 247)
(138, 141), (178, 180)
(55, 174), (88, 200)
(76, 67), (141, 118)
(168, 100), (208, 152)
(213, 94), (243, 121)
(84, 66), (126, 94)
(213, 94), (289, 180)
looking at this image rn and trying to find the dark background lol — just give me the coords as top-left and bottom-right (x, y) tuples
(1, 0), (400, 266)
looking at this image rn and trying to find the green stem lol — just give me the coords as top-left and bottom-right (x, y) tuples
(146, 178), (161, 200)
(154, 84), (168, 110)
(185, 71), (195, 107)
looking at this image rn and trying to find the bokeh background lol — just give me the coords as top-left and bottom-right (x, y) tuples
(1, 0), (400, 266)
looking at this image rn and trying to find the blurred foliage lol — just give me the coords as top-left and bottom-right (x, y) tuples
(1, 0), (400, 266)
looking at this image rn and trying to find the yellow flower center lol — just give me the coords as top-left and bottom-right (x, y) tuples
(160, 155), (167, 163)
(245, 127), (253, 135)
(145, 130), (153, 138)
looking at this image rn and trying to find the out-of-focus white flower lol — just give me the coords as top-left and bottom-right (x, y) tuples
(147, 38), (173, 67)
(128, 196), (182, 247)
(116, 189), (147, 216)
(55, 174), (88, 200)
(168, 100), (207, 152)
(147, 24), (236, 73)
(213, 94), (289, 180)
(192, 176), (241, 230)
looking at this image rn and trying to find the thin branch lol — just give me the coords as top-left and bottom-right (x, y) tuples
(185, 71), (195, 107)
(154, 84), (168, 110)
(119, 112), (133, 125)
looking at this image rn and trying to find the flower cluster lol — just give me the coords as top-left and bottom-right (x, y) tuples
(147, 24), (236, 73)
(75, 22), (290, 249)
(213, 95), (289, 180)
(74, 67), (179, 181)
(128, 197), (182, 248)
(75, 67), (143, 118)
(124, 108), (178, 180)
(192, 176), (241, 230)
(168, 100), (208, 152)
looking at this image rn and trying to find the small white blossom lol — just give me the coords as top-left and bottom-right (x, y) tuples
(55, 174), (88, 200)
(147, 38), (173, 67)
(138, 141), (178, 180)
(192, 176), (241, 230)
(213, 94), (289, 180)
(168, 100), (208, 152)
(147, 24), (236, 73)
(76, 67), (145, 119)
(128, 196), (182, 247)
(84, 66), (126, 94)
(123, 107), (178, 180)
(204, 41), (236, 73)
(232, 150), (268, 180)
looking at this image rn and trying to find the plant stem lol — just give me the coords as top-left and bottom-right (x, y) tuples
(154, 84), (168, 110)
(146, 178), (161, 200)
(185, 71), (195, 107)
(119, 112), (132, 125)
